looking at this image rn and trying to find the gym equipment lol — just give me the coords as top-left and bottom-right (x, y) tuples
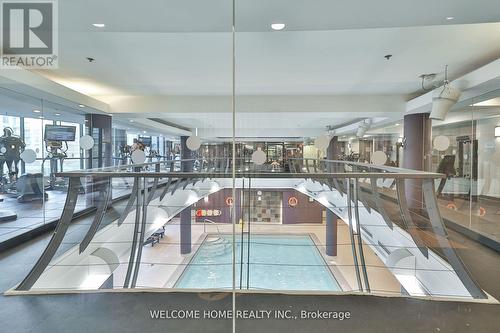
(138, 136), (152, 147)
(340, 152), (360, 162)
(0, 127), (24, 220)
(0, 196), (17, 222)
(147, 149), (159, 163)
(115, 144), (131, 165)
(456, 135), (478, 180)
(0, 127), (25, 191)
(44, 140), (68, 190)
(113, 144), (132, 188)
(436, 155), (456, 196)
(17, 173), (47, 203)
(43, 125), (77, 191)
(45, 124), (76, 142)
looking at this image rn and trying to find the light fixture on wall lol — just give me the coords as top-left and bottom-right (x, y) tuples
(430, 65), (461, 121)
(495, 126), (500, 137)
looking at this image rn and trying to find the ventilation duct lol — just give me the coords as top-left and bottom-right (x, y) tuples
(356, 119), (372, 138)
(430, 84), (461, 121)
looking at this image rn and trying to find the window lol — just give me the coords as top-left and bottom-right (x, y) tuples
(23, 118), (51, 174)
(0, 115), (21, 135)
(60, 121), (81, 171)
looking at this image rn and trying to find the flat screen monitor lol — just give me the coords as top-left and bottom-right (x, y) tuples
(44, 125), (77, 142)
(138, 136), (152, 147)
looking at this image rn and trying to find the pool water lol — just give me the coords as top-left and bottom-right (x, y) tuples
(175, 234), (340, 291)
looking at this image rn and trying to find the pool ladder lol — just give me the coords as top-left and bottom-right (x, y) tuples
(203, 219), (231, 256)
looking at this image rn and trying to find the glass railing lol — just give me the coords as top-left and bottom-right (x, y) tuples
(11, 157), (488, 301)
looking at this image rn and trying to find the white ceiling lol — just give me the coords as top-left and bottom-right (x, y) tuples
(38, 23), (500, 97)
(16, 0), (500, 138)
(58, 0), (500, 32)
(130, 112), (389, 139)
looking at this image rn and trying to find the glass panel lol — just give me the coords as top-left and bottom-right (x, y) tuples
(1, 3), (494, 325)
(431, 104), (474, 235)
(10, 0), (234, 300)
(471, 90), (500, 243)
(0, 88), (45, 243)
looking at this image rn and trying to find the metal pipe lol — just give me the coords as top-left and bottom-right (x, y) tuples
(247, 177), (251, 289)
(239, 178), (245, 289)
(79, 177), (112, 253)
(353, 178), (371, 292)
(16, 177), (81, 290)
(56, 171), (445, 180)
(123, 176), (142, 288)
(346, 178), (363, 292)
(131, 177), (149, 288)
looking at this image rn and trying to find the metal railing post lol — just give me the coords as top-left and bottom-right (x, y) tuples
(346, 177), (363, 292)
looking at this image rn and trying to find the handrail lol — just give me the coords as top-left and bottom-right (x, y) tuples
(203, 218), (223, 239)
(17, 155), (486, 299)
(289, 157), (436, 175)
(54, 156), (445, 179)
(55, 170), (445, 179)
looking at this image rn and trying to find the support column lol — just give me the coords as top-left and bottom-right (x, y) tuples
(180, 136), (194, 172)
(403, 113), (432, 209)
(85, 113), (112, 169)
(180, 136), (193, 254)
(327, 136), (340, 161)
(85, 113), (113, 206)
(180, 206), (192, 254)
(326, 210), (338, 256)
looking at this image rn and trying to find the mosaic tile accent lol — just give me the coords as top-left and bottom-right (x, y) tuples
(249, 191), (281, 223)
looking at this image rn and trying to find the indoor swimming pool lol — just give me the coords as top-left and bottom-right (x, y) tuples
(175, 234), (341, 291)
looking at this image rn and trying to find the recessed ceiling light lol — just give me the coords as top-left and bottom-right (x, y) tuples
(92, 23), (106, 28)
(395, 123), (400, 126)
(33, 109), (41, 113)
(271, 23), (285, 31)
(78, 104), (85, 108)
(54, 113), (61, 116)
(446, 16), (454, 20)
(38, 116), (44, 119)
(143, 131), (147, 134)
(129, 120), (134, 122)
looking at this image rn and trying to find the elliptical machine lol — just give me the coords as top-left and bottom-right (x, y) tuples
(117, 144), (132, 165)
(41, 124), (77, 192)
(44, 140), (68, 191)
